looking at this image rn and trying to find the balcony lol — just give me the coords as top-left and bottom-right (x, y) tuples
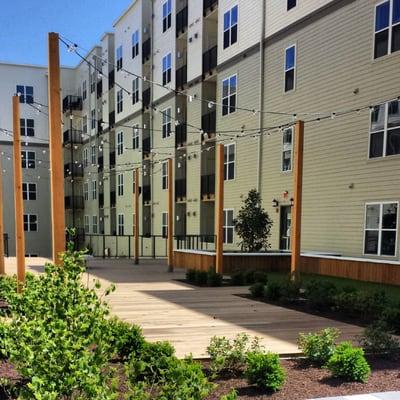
(108, 70), (115, 90)
(203, 0), (218, 16)
(142, 38), (151, 64)
(143, 185), (151, 203)
(62, 95), (83, 113)
(201, 174), (215, 199)
(65, 196), (84, 210)
(175, 179), (186, 201)
(142, 88), (151, 108)
(108, 111), (115, 129)
(96, 80), (103, 99)
(201, 110), (216, 135)
(97, 119), (104, 136)
(202, 46), (217, 76)
(64, 163), (83, 178)
(176, 6), (188, 36)
(109, 151), (116, 169)
(99, 192), (104, 208)
(98, 155), (104, 172)
(176, 65), (187, 89)
(175, 124), (187, 148)
(63, 129), (83, 146)
(110, 191), (116, 208)
(143, 137), (151, 158)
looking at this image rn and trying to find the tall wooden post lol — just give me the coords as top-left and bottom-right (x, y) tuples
(290, 120), (304, 282)
(0, 150), (5, 275)
(134, 168), (140, 265)
(13, 96), (25, 289)
(167, 158), (174, 272)
(215, 144), (224, 274)
(48, 32), (65, 264)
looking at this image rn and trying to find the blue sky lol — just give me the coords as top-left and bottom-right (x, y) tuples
(0, 0), (133, 67)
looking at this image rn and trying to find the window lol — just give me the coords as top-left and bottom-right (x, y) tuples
(91, 109), (96, 130)
(132, 78), (139, 105)
(224, 143), (235, 180)
(162, 161), (168, 189)
(133, 125), (140, 150)
(91, 180), (97, 200)
(369, 99), (400, 158)
(16, 85), (34, 104)
(118, 214), (125, 236)
(364, 202), (398, 256)
(222, 75), (237, 116)
(117, 131), (124, 155)
(24, 214), (38, 232)
(287, 0), (297, 10)
(92, 215), (98, 234)
(162, 108), (172, 138)
(284, 45), (296, 92)
(117, 173), (124, 196)
(116, 45), (123, 71)
(282, 127), (293, 172)
(83, 148), (89, 168)
(82, 80), (87, 100)
(83, 115), (88, 134)
(91, 145), (96, 165)
(223, 5), (238, 49)
(132, 30), (140, 58)
(84, 182), (89, 201)
(90, 72), (96, 93)
(21, 151), (35, 169)
(20, 119), (35, 137)
(223, 209), (234, 244)
(117, 89), (123, 113)
(374, 0), (400, 59)
(162, 53), (172, 85)
(162, 0), (172, 32)
(22, 183), (37, 200)
(162, 212), (168, 238)
(84, 215), (90, 234)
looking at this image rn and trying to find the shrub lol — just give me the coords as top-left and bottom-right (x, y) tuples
(207, 268), (223, 287)
(280, 279), (301, 302)
(0, 320), (9, 359)
(383, 306), (400, 334)
(186, 269), (197, 283)
(245, 352), (285, 392)
(298, 328), (340, 366)
(333, 290), (360, 317)
(220, 389), (238, 400)
(244, 270), (256, 285)
(253, 271), (268, 284)
(249, 282), (265, 298)
(304, 280), (338, 310)
(264, 282), (283, 301)
(326, 342), (371, 383)
(195, 270), (208, 286)
(358, 322), (400, 357)
(230, 271), (246, 286)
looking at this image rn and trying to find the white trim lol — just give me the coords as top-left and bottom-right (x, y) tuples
(221, 73), (238, 116)
(224, 142), (236, 181)
(222, 4), (239, 50)
(223, 208), (235, 244)
(281, 126), (294, 172)
(23, 213), (38, 232)
(284, 43), (297, 93)
(162, 107), (172, 138)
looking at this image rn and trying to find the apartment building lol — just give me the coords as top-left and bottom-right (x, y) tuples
(0, 0), (399, 262)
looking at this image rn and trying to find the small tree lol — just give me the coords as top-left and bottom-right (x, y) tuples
(234, 189), (273, 252)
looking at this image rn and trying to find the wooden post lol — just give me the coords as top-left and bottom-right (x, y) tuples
(0, 150), (5, 275)
(12, 96), (25, 289)
(215, 144), (224, 274)
(290, 120), (304, 282)
(48, 32), (66, 264)
(134, 168), (139, 265)
(167, 158), (174, 272)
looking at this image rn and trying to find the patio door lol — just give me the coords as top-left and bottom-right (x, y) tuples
(280, 206), (291, 250)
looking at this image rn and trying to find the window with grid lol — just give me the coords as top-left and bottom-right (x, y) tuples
(117, 89), (123, 113)
(132, 30), (140, 58)
(82, 80), (87, 100)
(162, 108), (172, 138)
(224, 143), (235, 181)
(284, 45), (296, 92)
(91, 180), (97, 200)
(364, 202), (398, 256)
(118, 173), (124, 196)
(162, 212), (168, 238)
(16, 85), (34, 104)
(92, 215), (98, 234)
(282, 127), (293, 172)
(162, 161), (168, 190)
(223, 5), (238, 49)
(22, 183), (37, 200)
(132, 78), (139, 105)
(118, 214), (125, 236)
(83, 148), (89, 168)
(162, 53), (172, 85)
(116, 45), (123, 71)
(369, 99), (400, 158)
(91, 109), (96, 129)
(84, 183), (89, 201)
(90, 72), (96, 93)
(222, 75), (237, 116)
(83, 115), (88, 134)
(91, 145), (96, 165)
(223, 209), (234, 244)
(162, 0), (172, 32)
(20, 118), (35, 137)
(21, 151), (35, 169)
(374, 0), (400, 59)
(84, 215), (90, 234)
(133, 125), (140, 150)
(24, 214), (38, 232)
(117, 131), (124, 155)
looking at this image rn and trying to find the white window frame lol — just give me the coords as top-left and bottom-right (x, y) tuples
(91, 109), (96, 130)
(82, 80), (87, 100)
(287, 0), (297, 11)
(24, 214), (38, 232)
(223, 5), (238, 49)
(162, 107), (172, 138)
(117, 173), (124, 196)
(224, 143), (235, 181)
(162, 161), (168, 190)
(116, 45), (123, 71)
(91, 180), (97, 200)
(22, 182), (37, 200)
(132, 77), (139, 105)
(117, 89), (123, 113)
(132, 30), (140, 58)
(118, 213), (125, 236)
(282, 127), (294, 172)
(162, 212), (168, 238)
(84, 215), (90, 234)
(20, 118), (35, 137)
(222, 74), (237, 116)
(162, 53), (172, 85)
(21, 150), (35, 169)
(83, 115), (88, 134)
(162, 0), (172, 32)
(117, 131), (124, 155)
(133, 125), (140, 150)
(84, 182), (89, 201)
(92, 215), (98, 234)
(363, 201), (399, 257)
(223, 209), (234, 244)
(16, 85), (34, 104)
(83, 148), (89, 168)
(91, 145), (96, 165)
(284, 44), (296, 92)
(90, 71), (96, 93)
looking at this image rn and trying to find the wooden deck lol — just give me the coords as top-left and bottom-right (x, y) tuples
(4, 257), (363, 358)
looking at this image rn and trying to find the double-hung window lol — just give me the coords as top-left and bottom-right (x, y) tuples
(90, 72), (96, 93)
(287, 0), (297, 11)
(83, 115), (88, 134)
(223, 209), (234, 244)
(132, 30), (140, 58)
(22, 183), (37, 200)
(364, 202), (398, 256)
(20, 119), (35, 137)
(91, 145), (96, 165)
(16, 85), (34, 104)
(162, 161), (168, 190)
(21, 151), (35, 169)
(224, 143), (235, 180)
(133, 125), (140, 150)
(282, 127), (294, 172)
(132, 78), (139, 105)
(82, 80), (87, 100)
(162, 108), (172, 138)
(284, 45), (296, 92)
(223, 5), (238, 49)
(83, 148), (89, 168)
(162, 53), (172, 85)
(374, 0), (400, 59)
(162, 0), (172, 32)
(117, 89), (123, 113)
(116, 45), (123, 71)
(92, 215), (98, 234)
(84, 182), (89, 201)
(162, 212), (168, 238)
(91, 180), (97, 200)
(84, 215), (90, 234)
(117, 131), (124, 155)
(91, 109), (96, 129)
(117, 173), (124, 196)
(369, 99), (400, 158)
(222, 74), (237, 116)
(118, 214), (125, 236)
(24, 214), (38, 232)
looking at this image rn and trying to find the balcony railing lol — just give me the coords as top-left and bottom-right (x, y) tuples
(201, 174), (215, 198)
(108, 111), (115, 128)
(98, 155), (104, 172)
(63, 129), (83, 146)
(176, 6), (188, 36)
(62, 95), (83, 113)
(202, 46), (217, 76)
(99, 192), (104, 208)
(65, 196), (84, 210)
(203, 0), (218, 15)
(175, 179), (186, 201)
(64, 163), (83, 178)
(142, 38), (151, 64)
(96, 80), (103, 99)
(175, 124), (187, 148)
(109, 151), (116, 169)
(142, 88), (151, 108)
(143, 185), (151, 203)
(108, 70), (115, 90)
(143, 137), (151, 158)
(201, 110), (216, 134)
(110, 191), (116, 208)
(176, 65), (187, 88)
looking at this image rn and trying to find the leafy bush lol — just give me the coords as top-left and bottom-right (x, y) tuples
(264, 282), (283, 301)
(298, 328), (340, 366)
(280, 279), (301, 302)
(358, 322), (400, 357)
(207, 268), (223, 287)
(220, 389), (238, 399)
(230, 271), (246, 286)
(207, 333), (262, 375)
(195, 270), (208, 286)
(244, 270), (256, 285)
(186, 269), (197, 283)
(304, 280), (338, 310)
(253, 271), (268, 284)
(383, 306), (400, 334)
(249, 282), (265, 298)
(326, 342), (371, 383)
(245, 352), (285, 391)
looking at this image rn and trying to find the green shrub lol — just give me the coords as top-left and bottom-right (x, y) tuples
(333, 290), (360, 317)
(245, 352), (285, 392)
(358, 322), (400, 357)
(304, 280), (338, 309)
(249, 282), (265, 298)
(280, 279), (301, 301)
(220, 389), (238, 400)
(195, 270), (208, 286)
(253, 271), (268, 284)
(230, 271), (246, 286)
(264, 282), (283, 301)
(244, 270), (256, 285)
(298, 328), (340, 366)
(383, 306), (400, 334)
(186, 269), (197, 283)
(326, 342), (371, 383)
(0, 320), (9, 359)
(207, 268), (223, 287)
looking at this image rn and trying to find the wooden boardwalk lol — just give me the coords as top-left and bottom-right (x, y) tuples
(4, 257), (363, 358)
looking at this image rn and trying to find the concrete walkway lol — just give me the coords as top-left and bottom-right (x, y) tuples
(312, 392), (400, 399)
(4, 257), (363, 358)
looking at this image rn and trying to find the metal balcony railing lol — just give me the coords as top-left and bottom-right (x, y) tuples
(62, 95), (83, 113)
(63, 129), (83, 146)
(201, 174), (215, 198)
(202, 46), (218, 76)
(176, 6), (188, 36)
(176, 65), (187, 88)
(175, 124), (187, 148)
(64, 163), (83, 178)
(65, 196), (84, 210)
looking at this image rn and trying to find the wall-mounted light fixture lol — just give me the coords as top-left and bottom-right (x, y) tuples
(272, 199), (279, 208)
(290, 198), (294, 207)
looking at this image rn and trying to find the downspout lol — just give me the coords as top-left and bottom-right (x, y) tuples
(257, 0), (266, 193)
